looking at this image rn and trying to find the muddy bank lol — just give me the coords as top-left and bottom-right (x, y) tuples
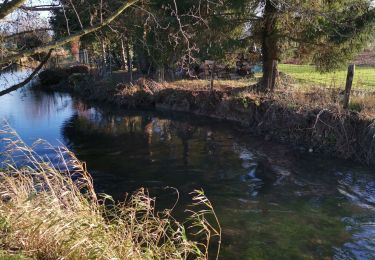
(38, 71), (375, 165)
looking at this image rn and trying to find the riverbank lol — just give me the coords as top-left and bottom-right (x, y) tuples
(38, 69), (375, 165)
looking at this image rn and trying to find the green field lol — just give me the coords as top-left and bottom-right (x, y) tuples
(278, 64), (375, 90)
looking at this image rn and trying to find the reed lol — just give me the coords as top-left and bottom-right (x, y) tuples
(0, 126), (221, 259)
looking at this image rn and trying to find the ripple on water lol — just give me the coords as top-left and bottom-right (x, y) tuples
(335, 171), (375, 259)
(334, 216), (375, 259)
(337, 171), (375, 210)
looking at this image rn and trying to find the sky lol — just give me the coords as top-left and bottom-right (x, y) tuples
(27, 0), (56, 19)
(2, 0), (375, 26)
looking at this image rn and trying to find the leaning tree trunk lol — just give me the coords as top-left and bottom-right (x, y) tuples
(261, 0), (279, 92)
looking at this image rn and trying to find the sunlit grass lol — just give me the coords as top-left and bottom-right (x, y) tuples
(168, 65), (375, 91)
(279, 64), (375, 90)
(169, 78), (257, 90)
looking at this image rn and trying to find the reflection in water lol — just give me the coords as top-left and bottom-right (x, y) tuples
(25, 91), (70, 121)
(1, 79), (375, 259)
(0, 68), (31, 91)
(60, 100), (375, 259)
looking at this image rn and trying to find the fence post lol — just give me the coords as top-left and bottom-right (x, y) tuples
(210, 61), (216, 92)
(343, 64), (355, 109)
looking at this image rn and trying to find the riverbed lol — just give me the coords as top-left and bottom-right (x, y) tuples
(1, 71), (374, 259)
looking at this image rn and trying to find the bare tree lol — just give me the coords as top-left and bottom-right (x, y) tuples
(0, 0), (138, 95)
(1, 0), (138, 63)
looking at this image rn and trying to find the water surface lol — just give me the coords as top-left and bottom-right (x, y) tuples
(0, 71), (374, 259)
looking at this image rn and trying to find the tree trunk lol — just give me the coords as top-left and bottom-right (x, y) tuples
(121, 39), (127, 70)
(71, 39), (80, 62)
(102, 41), (107, 64)
(260, 0), (279, 92)
(125, 39), (133, 82)
(101, 40), (106, 76)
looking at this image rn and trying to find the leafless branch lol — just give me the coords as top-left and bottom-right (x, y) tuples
(0, 49), (53, 97)
(1, 0), (139, 64)
(0, 0), (27, 19)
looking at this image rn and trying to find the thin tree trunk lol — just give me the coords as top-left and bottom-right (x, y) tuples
(125, 39), (133, 82)
(101, 40), (106, 76)
(102, 41), (107, 64)
(121, 39), (127, 70)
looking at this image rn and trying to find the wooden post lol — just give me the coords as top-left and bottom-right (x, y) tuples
(343, 64), (355, 109)
(204, 61), (209, 80)
(210, 61), (215, 92)
(86, 50), (89, 65)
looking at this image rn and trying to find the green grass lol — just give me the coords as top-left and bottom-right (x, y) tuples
(279, 64), (375, 90)
(0, 251), (25, 260)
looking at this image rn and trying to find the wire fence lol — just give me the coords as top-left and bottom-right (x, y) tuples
(47, 49), (118, 78)
(277, 63), (375, 91)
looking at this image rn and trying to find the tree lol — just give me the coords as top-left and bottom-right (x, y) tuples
(0, 0), (138, 95)
(253, 0), (375, 91)
(1, 0), (138, 63)
(3, 0), (373, 94)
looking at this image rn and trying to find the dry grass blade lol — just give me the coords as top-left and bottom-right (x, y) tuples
(186, 189), (222, 260)
(0, 126), (221, 259)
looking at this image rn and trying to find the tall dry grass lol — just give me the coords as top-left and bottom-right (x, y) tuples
(0, 126), (221, 259)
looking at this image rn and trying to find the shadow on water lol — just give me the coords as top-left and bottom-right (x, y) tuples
(0, 69), (374, 259)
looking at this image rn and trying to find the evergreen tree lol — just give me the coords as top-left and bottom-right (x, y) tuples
(252, 0), (375, 90)
(49, 0), (375, 90)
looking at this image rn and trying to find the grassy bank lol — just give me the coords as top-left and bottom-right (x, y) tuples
(278, 64), (375, 90)
(0, 128), (221, 259)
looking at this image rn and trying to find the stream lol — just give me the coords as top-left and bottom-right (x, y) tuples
(0, 70), (374, 259)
